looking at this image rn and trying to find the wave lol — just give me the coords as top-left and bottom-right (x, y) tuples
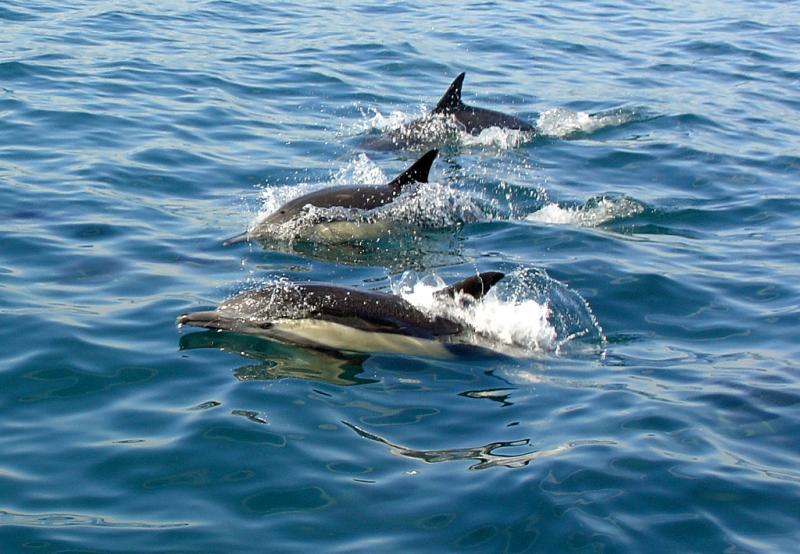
(526, 195), (646, 227)
(536, 107), (645, 138)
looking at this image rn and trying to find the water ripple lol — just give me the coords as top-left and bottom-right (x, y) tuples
(2, 0), (799, 552)
(0, 509), (189, 529)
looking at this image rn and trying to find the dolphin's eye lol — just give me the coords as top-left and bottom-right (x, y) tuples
(280, 210), (285, 214)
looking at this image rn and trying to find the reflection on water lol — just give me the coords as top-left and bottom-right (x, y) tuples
(0, 509), (188, 529)
(459, 388), (515, 407)
(343, 421), (611, 470)
(179, 331), (375, 386)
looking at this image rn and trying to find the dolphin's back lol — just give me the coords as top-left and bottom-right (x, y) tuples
(454, 106), (535, 133)
(433, 72), (534, 134)
(280, 185), (397, 213)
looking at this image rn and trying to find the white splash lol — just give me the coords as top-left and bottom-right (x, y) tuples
(392, 272), (558, 355)
(352, 105), (426, 134)
(386, 181), (488, 228)
(460, 126), (530, 149)
(536, 107), (638, 138)
(526, 196), (645, 227)
(392, 268), (606, 357)
(329, 152), (387, 186)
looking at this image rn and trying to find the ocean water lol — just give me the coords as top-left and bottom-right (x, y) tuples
(2, 0), (799, 551)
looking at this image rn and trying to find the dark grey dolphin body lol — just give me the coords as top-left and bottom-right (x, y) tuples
(177, 271), (505, 358)
(434, 72), (536, 133)
(362, 72), (535, 150)
(224, 149), (438, 245)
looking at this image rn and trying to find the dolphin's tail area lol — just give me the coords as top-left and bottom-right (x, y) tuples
(222, 231), (250, 247)
(435, 271), (505, 301)
(386, 149), (438, 193)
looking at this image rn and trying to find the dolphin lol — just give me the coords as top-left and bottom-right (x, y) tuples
(362, 72), (535, 150)
(223, 149), (438, 246)
(177, 271), (505, 358)
(433, 72), (536, 133)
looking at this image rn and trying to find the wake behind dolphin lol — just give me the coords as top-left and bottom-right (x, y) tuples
(224, 149), (439, 245)
(361, 72), (535, 151)
(177, 271), (506, 358)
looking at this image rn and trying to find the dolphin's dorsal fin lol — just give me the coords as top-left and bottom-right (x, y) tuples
(386, 149), (438, 192)
(435, 271), (505, 301)
(433, 72), (466, 114)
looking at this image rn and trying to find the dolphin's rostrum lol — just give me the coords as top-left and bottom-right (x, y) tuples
(177, 271), (506, 358)
(224, 149), (438, 245)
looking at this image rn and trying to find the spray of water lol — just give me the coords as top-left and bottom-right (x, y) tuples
(526, 195), (646, 227)
(536, 107), (642, 138)
(391, 268), (605, 356)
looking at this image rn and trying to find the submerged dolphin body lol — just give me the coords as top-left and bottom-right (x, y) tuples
(177, 271), (505, 358)
(223, 149), (438, 246)
(362, 72), (535, 150)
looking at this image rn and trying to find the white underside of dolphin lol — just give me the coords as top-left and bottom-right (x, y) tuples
(266, 318), (456, 358)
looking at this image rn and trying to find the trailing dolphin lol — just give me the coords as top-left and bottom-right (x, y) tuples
(362, 72), (535, 150)
(433, 72), (536, 133)
(223, 149), (438, 246)
(177, 271), (505, 358)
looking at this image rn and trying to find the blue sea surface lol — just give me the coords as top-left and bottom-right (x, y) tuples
(2, 0), (799, 552)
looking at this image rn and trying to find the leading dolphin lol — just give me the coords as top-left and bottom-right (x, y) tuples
(177, 271), (505, 358)
(223, 149), (438, 245)
(362, 72), (535, 150)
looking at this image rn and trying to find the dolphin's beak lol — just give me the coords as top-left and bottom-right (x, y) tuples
(177, 311), (221, 328)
